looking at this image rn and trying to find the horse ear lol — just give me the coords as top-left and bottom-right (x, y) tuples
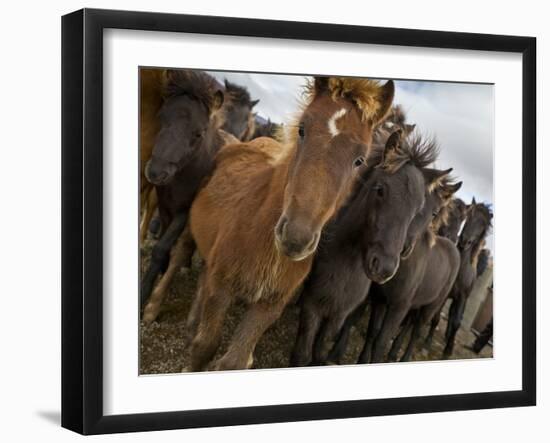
(382, 129), (402, 163)
(471, 196), (477, 205)
(405, 124), (416, 135)
(250, 99), (260, 108)
(314, 77), (330, 93)
(211, 90), (224, 113)
(448, 181), (463, 195)
(424, 167), (453, 189)
(372, 80), (395, 126)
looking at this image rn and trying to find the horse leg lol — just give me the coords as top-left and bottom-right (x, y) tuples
(185, 269), (208, 346)
(387, 313), (413, 362)
(443, 296), (466, 359)
(327, 299), (368, 364)
(357, 300), (386, 364)
(187, 275), (232, 372)
(400, 312), (423, 362)
(140, 212), (188, 308)
(290, 299), (323, 367)
(370, 303), (411, 363)
(472, 319), (493, 353)
(178, 225), (196, 270)
(312, 314), (347, 365)
(214, 295), (289, 371)
(142, 227), (189, 325)
(425, 303), (444, 349)
(139, 187), (157, 244)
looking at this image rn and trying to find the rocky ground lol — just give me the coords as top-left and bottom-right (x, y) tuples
(140, 245), (492, 374)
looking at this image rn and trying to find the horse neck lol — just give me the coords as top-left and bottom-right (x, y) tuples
(325, 180), (366, 245)
(263, 146), (292, 215)
(458, 246), (475, 272)
(198, 118), (225, 161)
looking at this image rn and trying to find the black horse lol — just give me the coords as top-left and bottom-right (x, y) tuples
(438, 197), (467, 243)
(385, 184), (464, 362)
(358, 175), (462, 364)
(290, 130), (449, 366)
(441, 199), (493, 357)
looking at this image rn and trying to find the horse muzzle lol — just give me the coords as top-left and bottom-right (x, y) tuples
(145, 158), (178, 186)
(364, 249), (399, 284)
(274, 216), (320, 261)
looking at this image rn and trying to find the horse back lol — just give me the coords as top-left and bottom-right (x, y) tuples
(412, 236), (460, 308)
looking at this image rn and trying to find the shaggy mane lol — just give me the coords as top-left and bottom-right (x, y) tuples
(224, 79), (254, 106)
(389, 105), (407, 127)
(302, 77), (386, 122)
(368, 132), (439, 174)
(468, 202), (493, 264)
(163, 69), (221, 111)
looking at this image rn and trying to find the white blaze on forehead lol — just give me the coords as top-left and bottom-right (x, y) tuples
(327, 108), (347, 137)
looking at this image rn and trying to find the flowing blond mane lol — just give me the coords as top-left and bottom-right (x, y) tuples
(303, 77), (386, 122)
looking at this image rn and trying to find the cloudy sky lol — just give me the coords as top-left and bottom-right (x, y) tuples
(210, 71), (494, 251)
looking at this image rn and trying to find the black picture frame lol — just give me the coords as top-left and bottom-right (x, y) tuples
(62, 8), (536, 435)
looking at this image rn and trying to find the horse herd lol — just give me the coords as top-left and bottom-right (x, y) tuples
(139, 68), (493, 372)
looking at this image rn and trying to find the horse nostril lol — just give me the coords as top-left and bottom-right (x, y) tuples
(369, 255), (379, 273)
(276, 216), (288, 239)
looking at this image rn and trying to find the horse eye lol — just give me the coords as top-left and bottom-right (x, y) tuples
(192, 130), (204, 141)
(298, 123), (305, 138)
(353, 156), (365, 168)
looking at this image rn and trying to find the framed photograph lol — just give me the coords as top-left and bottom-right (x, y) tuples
(62, 8), (536, 435)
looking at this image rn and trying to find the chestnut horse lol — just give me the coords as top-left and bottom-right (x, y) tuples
(187, 77), (395, 371)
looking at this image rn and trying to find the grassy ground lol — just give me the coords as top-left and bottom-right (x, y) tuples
(140, 244), (492, 374)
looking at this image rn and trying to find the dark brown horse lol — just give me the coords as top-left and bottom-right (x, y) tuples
(440, 199), (493, 357)
(386, 184), (464, 362)
(438, 197), (467, 243)
(187, 76), (395, 371)
(290, 131), (448, 366)
(221, 79), (259, 141)
(140, 69), (226, 310)
(358, 173), (461, 363)
(373, 104), (416, 147)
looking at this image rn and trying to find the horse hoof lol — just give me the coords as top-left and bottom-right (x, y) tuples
(142, 304), (160, 325)
(214, 354), (251, 371)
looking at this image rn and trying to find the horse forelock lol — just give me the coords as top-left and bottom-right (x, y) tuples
(163, 69), (221, 112)
(302, 77), (387, 122)
(224, 80), (254, 106)
(368, 131), (439, 174)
